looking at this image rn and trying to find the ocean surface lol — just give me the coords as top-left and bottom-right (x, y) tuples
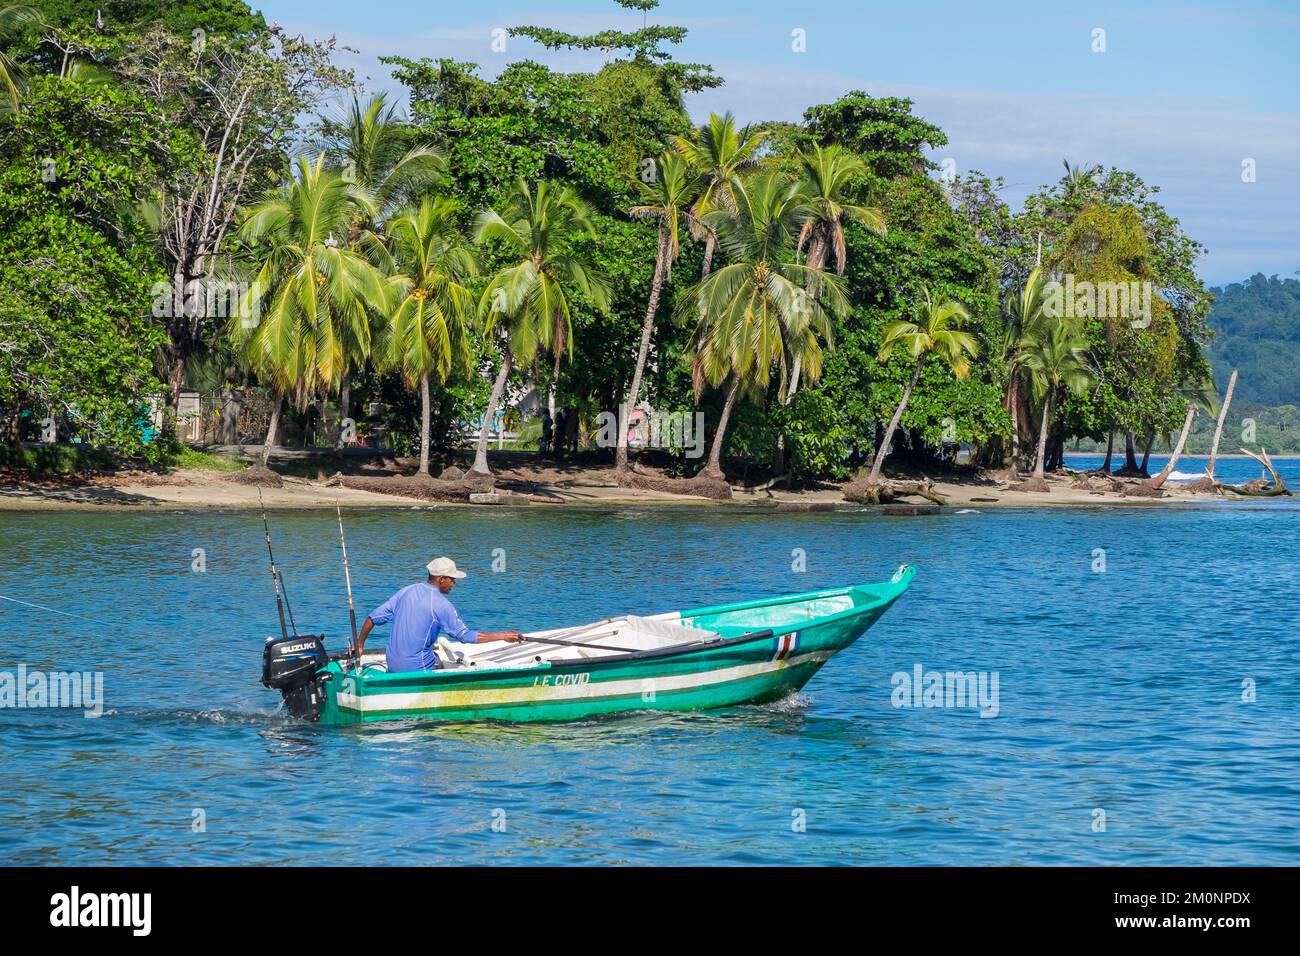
(2, 495), (1297, 865)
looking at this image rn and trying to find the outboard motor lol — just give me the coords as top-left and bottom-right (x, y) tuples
(262, 634), (329, 720)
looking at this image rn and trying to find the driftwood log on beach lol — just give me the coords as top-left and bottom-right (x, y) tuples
(842, 474), (948, 506)
(1219, 448), (1292, 498)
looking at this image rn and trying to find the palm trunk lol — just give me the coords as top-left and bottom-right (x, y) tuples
(336, 371), (351, 449)
(1205, 369), (1237, 479)
(261, 392), (283, 467)
(1148, 404), (1197, 490)
(1007, 376), (1020, 470)
(1124, 432), (1138, 472)
(1032, 391), (1053, 480)
(702, 374), (740, 478)
(1100, 429), (1114, 472)
(1139, 433), (1153, 476)
(617, 230), (668, 475)
(418, 373), (431, 476)
(701, 234), (716, 278)
(472, 348), (512, 476)
(867, 358), (925, 486)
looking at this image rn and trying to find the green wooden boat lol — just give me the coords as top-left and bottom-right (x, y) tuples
(261, 565), (914, 724)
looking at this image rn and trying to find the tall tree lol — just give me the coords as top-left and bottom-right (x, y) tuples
(999, 265), (1050, 470)
(679, 171), (847, 479)
(616, 148), (698, 476)
(509, 0), (720, 93)
(790, 142), (885, 397)
(868, 291), (978, 486)
(231, 155), (386, 466)
(320, 91), (445, 442)
(674, 111), (765, 277)
(1018, 316), (1093, 485)
(472, 178), (610, 476)
(382, 197), (477, 475)
(121, 28), (349, 416)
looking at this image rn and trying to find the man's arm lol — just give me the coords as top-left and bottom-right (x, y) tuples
(477, 630), (525, 643)
(355, 616), (376, 656)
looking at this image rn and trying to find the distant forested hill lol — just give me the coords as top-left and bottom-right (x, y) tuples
(1207, 274), (1300, 406)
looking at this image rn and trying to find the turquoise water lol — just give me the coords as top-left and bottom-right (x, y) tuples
(2, 502), (1297, 865)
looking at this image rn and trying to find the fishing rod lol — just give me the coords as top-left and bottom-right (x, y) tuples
(278, 570), (300, 637)
(335, 502), (360, 666)
(257, 486), (290, 641)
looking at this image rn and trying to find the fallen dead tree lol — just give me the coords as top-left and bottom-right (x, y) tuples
(842, 473), (948, 506)
(1219, 447), (1291, 498)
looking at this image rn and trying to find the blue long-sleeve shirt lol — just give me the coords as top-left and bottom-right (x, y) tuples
(366, 582), (478, 673)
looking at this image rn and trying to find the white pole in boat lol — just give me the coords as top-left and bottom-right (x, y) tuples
(335, 502), (360, 668)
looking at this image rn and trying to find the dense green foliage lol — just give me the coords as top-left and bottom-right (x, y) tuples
(1206, 274), (1300, 407)
(0, 0), (1244, 483)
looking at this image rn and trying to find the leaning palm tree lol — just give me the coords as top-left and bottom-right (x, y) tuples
(471, 178), (611, 476)
(867, 291), (979, 486)
(790, 143), (886, 398)
(677, 171), (848, 480)
(382, 198), (478, 475)
(0, 4), (38, 112)
(617, 149), (700, 476)
(673, 111), (766, 277)
(1018, 316), (1093, 486)
(231, 155), (388, 466)
(322, 92), (445, 443)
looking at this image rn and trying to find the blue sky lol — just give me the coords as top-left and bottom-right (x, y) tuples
(259, 0), (1300, 286)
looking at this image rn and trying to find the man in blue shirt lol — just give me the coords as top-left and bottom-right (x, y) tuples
(355, 557), (524, 672)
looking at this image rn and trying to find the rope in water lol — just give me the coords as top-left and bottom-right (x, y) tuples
(0, 593), (106, 625)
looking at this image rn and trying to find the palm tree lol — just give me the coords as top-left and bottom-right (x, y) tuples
(325, 92), (445, 223)
(674, 111), (766, 277)
(678, 171), (847, 480)
(322, 92), (445, 444)
(231, 156), (388, 466)
(0, 4), (37, 112)
(1018, 316), (1093, 484)
(867, 291), (978, 486)
(617, 149), (700, 476)
(1062, 159), (1100, 205)
(382, 198), (478, 475)
(1000, 266), (1050, 470)
(471, 178), (610, 476)
(790, 144), (886, 398)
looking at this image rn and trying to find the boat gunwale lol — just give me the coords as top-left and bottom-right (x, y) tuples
(323, 566), (914, 690)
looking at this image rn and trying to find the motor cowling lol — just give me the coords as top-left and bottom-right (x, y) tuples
(262, 635), (329, 720)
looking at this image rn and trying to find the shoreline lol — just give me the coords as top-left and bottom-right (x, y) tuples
(0, 464), (1272, 513)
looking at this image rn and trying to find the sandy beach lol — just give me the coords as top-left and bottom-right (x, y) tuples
(0, 458), (1228, 512)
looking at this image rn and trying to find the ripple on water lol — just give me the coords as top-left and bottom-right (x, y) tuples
(1, 504), (1298, 864)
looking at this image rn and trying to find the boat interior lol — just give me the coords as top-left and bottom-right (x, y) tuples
(349, 586), (877, 675)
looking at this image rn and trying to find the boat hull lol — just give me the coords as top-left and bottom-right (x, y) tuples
(311, 567), (914, 725)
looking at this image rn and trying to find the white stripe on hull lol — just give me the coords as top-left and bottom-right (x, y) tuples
(335, 649), (835, 714)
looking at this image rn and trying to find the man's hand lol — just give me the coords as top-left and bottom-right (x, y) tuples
(504, 630), (525, 643)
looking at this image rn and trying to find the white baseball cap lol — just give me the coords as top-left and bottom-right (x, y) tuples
(426, 557), (467, 579)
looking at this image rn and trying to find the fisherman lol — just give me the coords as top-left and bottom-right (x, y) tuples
(355, 557), (524, 672)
